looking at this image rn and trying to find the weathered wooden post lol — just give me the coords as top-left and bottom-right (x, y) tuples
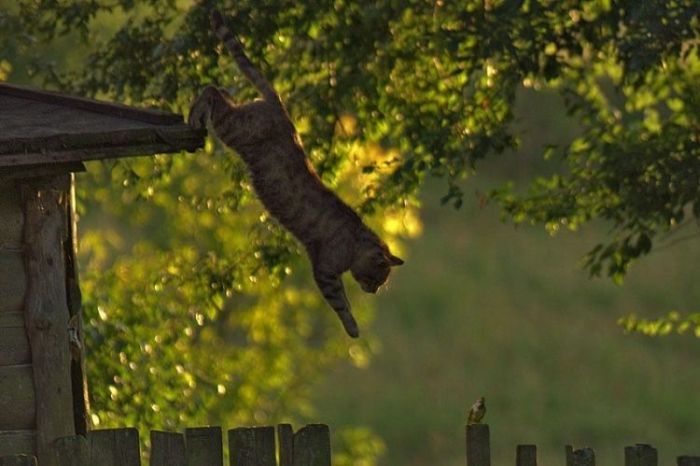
(185, 427), (223, 466)
(292, 424), (331, 466)
(625, 444), (657, 466)
(21, 176), (76, 466)
(466, 424), (490, 466)
(0, 82), (203, 464)
(277, 424), (294, 466)
(229, 427), (276, 466)
(567, 447), (595, 466)
(150, 431), (185, 466)
(516, 444), (537, 466)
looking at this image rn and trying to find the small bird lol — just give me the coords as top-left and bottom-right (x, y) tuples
(467, 397), (486, 425)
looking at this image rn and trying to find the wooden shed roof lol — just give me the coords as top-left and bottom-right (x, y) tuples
(0, 83), (204, 171)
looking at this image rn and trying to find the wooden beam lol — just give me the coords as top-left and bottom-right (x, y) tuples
(21, 176), (75, 466)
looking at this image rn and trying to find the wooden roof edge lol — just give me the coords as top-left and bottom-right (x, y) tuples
(0, 139), (203, 169)
(0, 125), (206, 156)
(0, 82), (185, 126)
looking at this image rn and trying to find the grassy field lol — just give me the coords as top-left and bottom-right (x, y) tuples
(312, 177), (700, 466)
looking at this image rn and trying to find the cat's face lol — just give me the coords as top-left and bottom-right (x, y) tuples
(351, 244), (404, 293)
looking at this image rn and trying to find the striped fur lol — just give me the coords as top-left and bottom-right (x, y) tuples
(189, 9), (403, 338)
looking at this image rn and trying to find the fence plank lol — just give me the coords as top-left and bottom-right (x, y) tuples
(228, 427), (275, 466)
(293, 424), (331, 466)
(184, 427), (222, 466)
(571, 448), (595, 466)
(150, 431), (185, 466)
(466, 424), (490, 466)
(88, 428), (140, 466)
(516, 445), (537, 466)
(54, 435), (88, 466)
(277, 425), (293, 466)
(625, 444), (657, 466)
(678, 457), (700, 466)
(0, 456), (36, 466)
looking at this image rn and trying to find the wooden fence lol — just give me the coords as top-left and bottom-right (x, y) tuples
(2, 423), (699, 465)
(0, 424), (329, 466)
(466, 424), (700, 466)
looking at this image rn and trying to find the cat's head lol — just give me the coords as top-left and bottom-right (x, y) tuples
(350, 235), (404, 294)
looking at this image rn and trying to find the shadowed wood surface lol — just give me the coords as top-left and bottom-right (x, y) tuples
(516, 445), (537, 466)
(0, 83), (204, 168)
(229, 427), (276, 466)
(54, 435), (88, 466)
(184, 427), (222, 466)
(292, 425), (331, 466)
(0, 313), (30, 366)
(277, 424), (294, 466)
(0, 432), (35, 458)
(88, 429), (140, 466)
(625, 444), (658, 466)
(569, 447), (596, 466)
(0, 365), (35, 430)
(0, 455), (36, 465)
(0, 182), (23, 244)
(0, 182), (25, 314)
(150, 431), (185, 466)
(466, 424), (491, 466)
(0, 252), (26, 313)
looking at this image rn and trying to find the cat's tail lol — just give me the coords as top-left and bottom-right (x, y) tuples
(211, 9), (279, 103)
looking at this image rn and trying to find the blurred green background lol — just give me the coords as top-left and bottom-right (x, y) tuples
(313, 176), (700, 466)
(310, 89), (700, 466)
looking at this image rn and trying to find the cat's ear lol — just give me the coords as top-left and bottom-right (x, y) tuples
(387, 253), (404, 266)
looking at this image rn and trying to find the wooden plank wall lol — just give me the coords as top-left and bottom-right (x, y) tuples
(0, 181), (36, 458)
(0, 176), (79, 466)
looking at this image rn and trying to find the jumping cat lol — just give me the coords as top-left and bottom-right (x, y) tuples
(188, 9), (403, 338)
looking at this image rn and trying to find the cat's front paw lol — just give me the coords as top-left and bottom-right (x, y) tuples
(187, 106), (206, 130)
(188, 86), (216, 129)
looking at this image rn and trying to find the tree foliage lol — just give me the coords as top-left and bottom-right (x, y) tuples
(2, 0), (700, 458)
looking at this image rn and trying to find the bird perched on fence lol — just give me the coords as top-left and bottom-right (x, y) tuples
(467, 397), (486, 425)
